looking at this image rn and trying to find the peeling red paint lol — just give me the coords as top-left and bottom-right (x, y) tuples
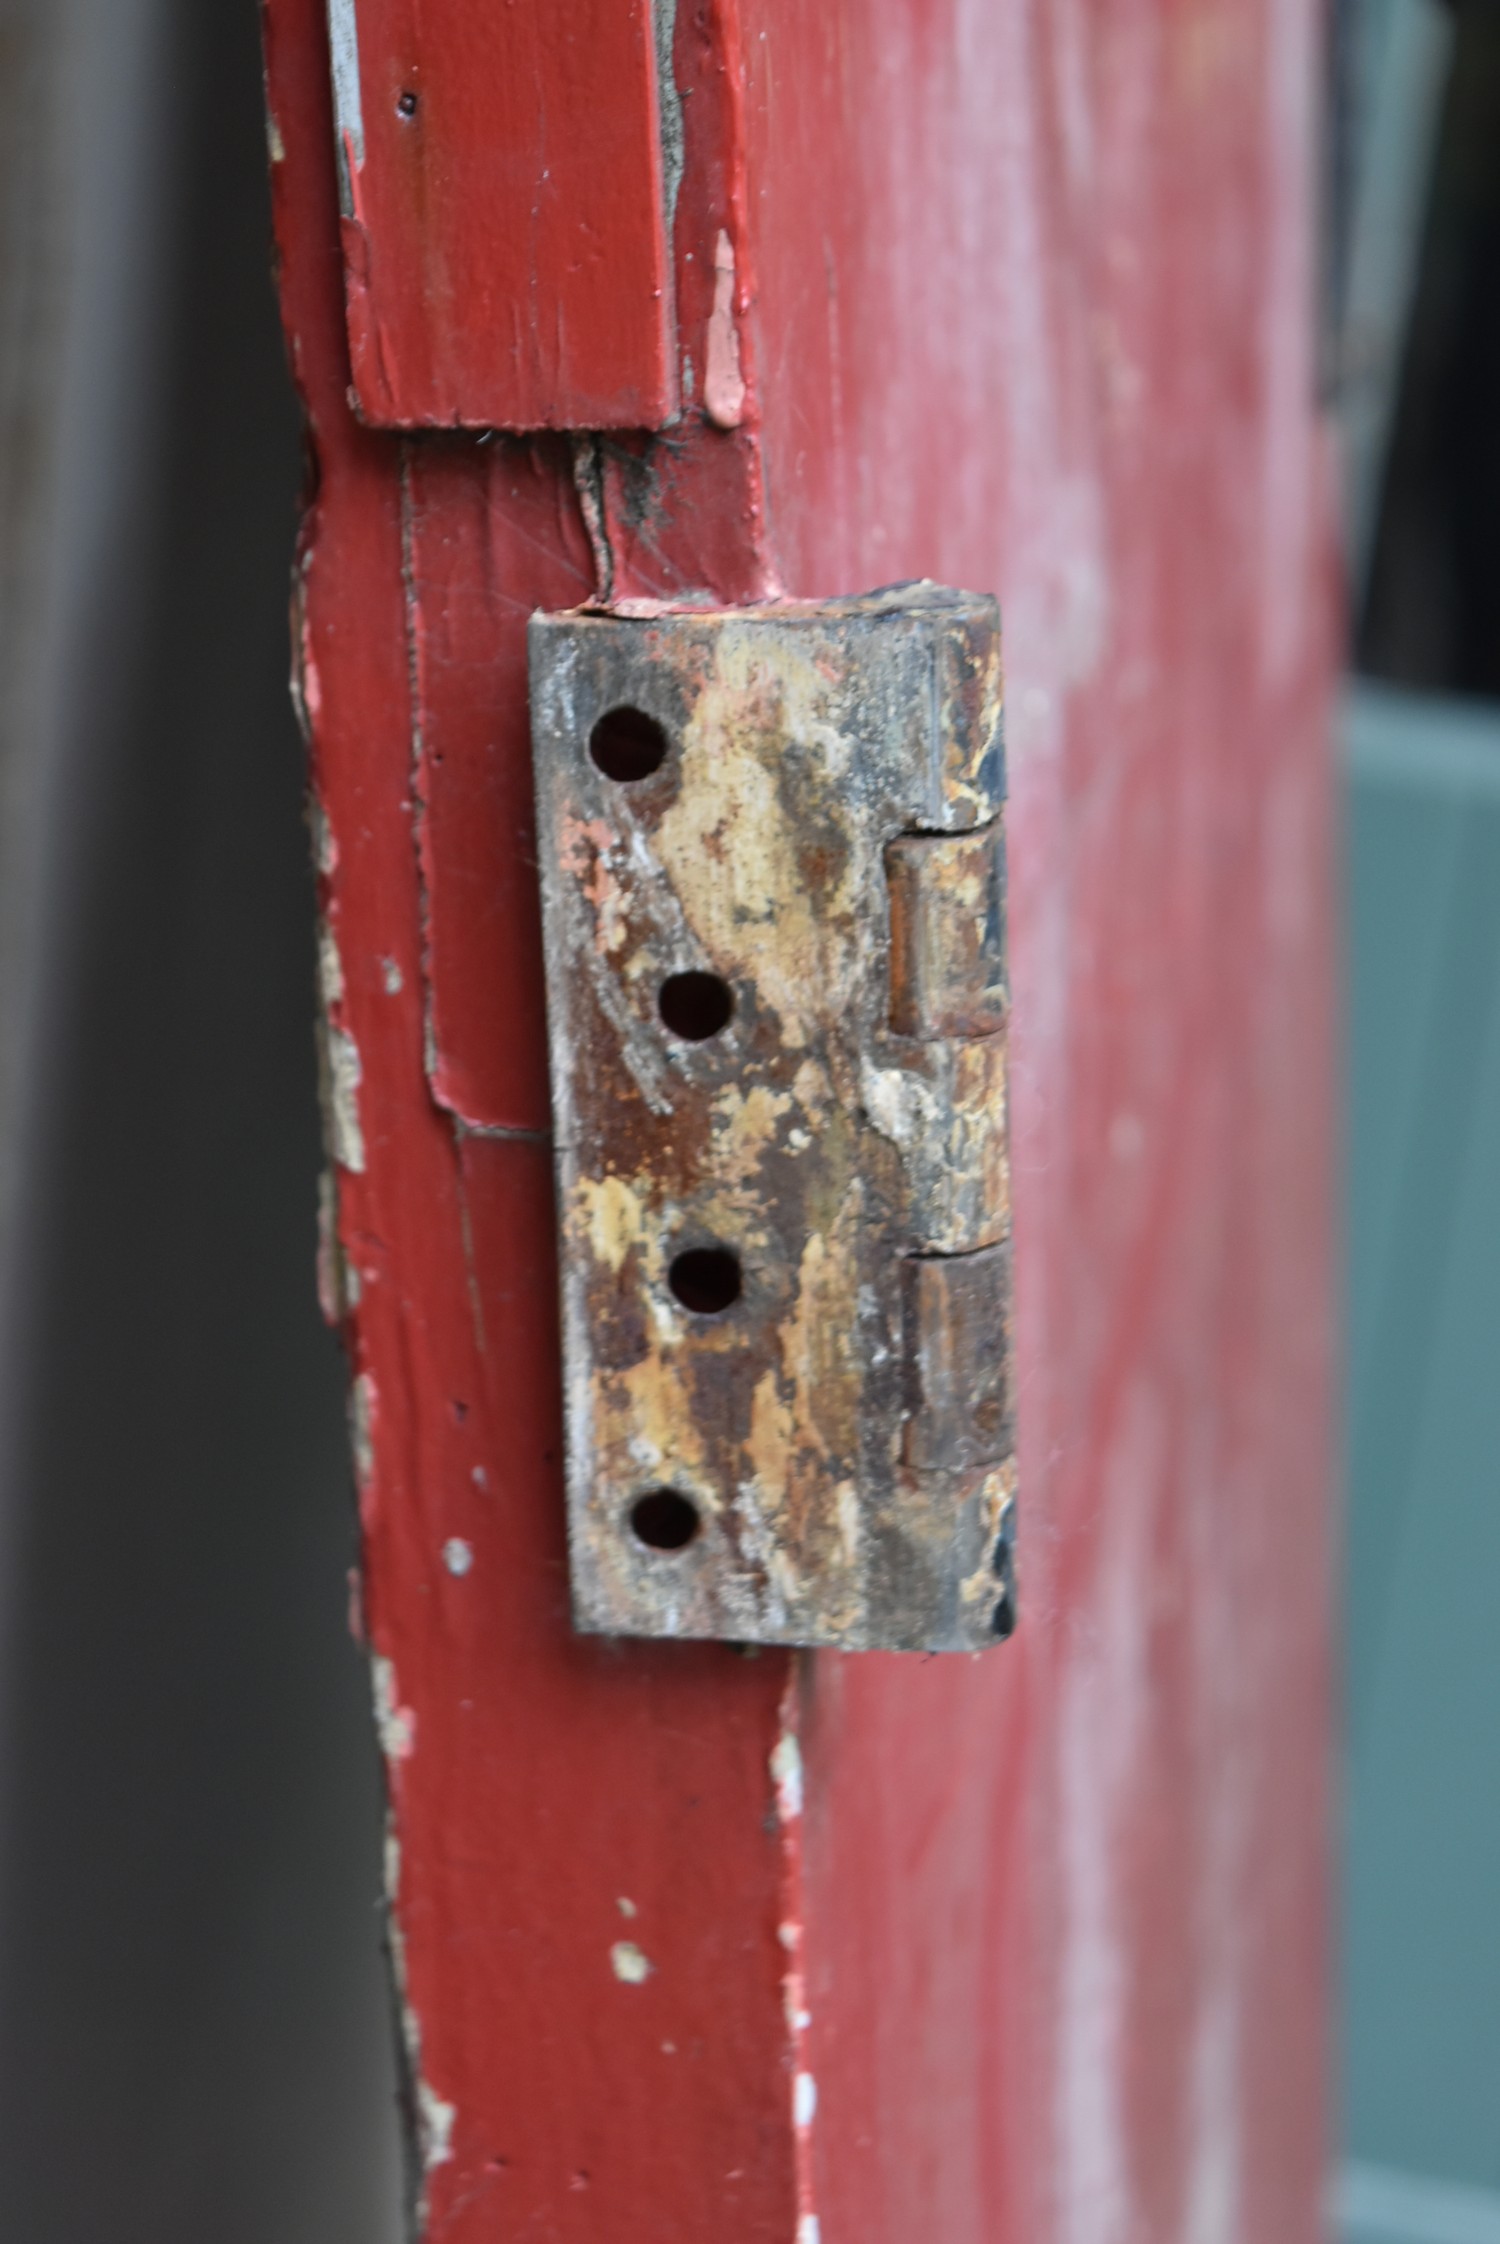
(704, 229), (747, 429)
(262, 0), (1335, 2234)
(331, 0), (678, 429)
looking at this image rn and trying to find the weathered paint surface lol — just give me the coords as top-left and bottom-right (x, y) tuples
(530, 591), (1014, 1650)
(330, 0), (677, 429)
(262, 0), (1336, 2235)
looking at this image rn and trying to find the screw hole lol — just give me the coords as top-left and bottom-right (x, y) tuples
(659, 971), (734, 1041)
(668, 1246), (742, 1315)
(589, 705), (668, 782)
(630, 1489), (701, 1551)
(396, 88), (418, 117)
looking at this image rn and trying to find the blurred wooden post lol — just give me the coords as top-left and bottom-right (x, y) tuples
(262, 0), (1336, 2234)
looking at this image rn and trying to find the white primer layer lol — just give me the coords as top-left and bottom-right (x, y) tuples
(326, 0), (365, 203)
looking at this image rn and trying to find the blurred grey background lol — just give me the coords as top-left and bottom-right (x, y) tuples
(0, 1), (401, 2237)
(0, 0), (1495, 2238)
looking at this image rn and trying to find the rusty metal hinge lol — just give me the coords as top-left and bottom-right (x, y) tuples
(529, 585), (1016, 1651)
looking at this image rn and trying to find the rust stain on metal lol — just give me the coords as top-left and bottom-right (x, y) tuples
(901, 1241), (1011, 1473)
(529, 585), (1016, 1650)
(887, 822), (1007, 1039)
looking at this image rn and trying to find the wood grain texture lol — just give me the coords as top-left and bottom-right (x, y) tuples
(741, 8), (1339, 2233)
(266, 8), (798, 2236)
(334, 0), (677, 429)
(263, 0), (1337, 2231)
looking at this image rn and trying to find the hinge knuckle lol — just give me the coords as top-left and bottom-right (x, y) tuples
(902, 1242), (1011, 1472)
(886, 822), (1007, 1040)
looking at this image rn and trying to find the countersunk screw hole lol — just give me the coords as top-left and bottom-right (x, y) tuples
(589, 705), (668, 782)
(396, 88), (418, 117)
(630, 1489), (701, 1551)
(669, 1246), (742, 1315)
(659, 971), (733, 1041)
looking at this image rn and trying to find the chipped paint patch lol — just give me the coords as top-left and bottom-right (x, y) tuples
(317, 918), (346, 1008)
(611, 1941), (653, 1984)
(325, 1023), (366, 1171)
(559, 812), (632, 956)
(617, 1349), (713, 1490)
(704, 229), (747, 428)
(794, 2071), (818, 2127)
(577, 1172), (647, 1275)
(771, 1730), (804, 1822)
(315, 920), (366, 1172)
(654, 638), (862, 1047)
(442, 1537), (473, 1577)
(387, 1882), (456, 2223)
(372, 1655), (416, 1762)
(348, 1371), (375, 1490)
(711, 1081), (793, 1182)
(307, 796), (335, 875)
(417, 2078), (456, 2171)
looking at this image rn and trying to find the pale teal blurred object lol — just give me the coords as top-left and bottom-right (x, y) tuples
(1343, 681), (1500, 2241)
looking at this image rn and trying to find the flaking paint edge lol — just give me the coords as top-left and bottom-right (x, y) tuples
(325, 0), (365, 208)
(773, 1690), (820, 2244)
(377, 1683), (458, 2229)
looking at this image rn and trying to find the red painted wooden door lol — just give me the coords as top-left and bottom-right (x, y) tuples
(261, 0), (1336, 2236)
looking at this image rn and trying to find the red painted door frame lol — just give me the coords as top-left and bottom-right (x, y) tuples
(262, 1), (1336, 2236)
